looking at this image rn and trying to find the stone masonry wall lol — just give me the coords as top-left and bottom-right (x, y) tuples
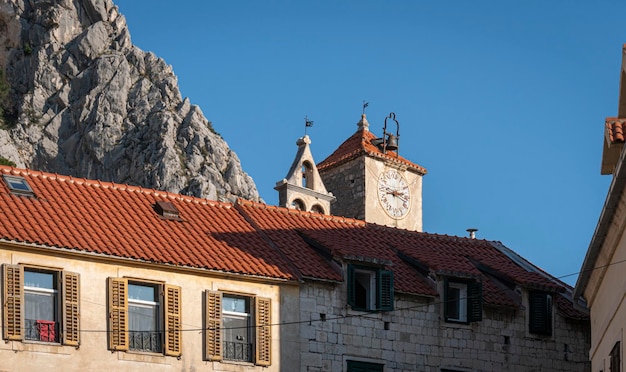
(298, 282), (590, 372)
(319, 158), (366, 220)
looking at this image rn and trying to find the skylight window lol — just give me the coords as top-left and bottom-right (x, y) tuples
(3, 175), (35, 197)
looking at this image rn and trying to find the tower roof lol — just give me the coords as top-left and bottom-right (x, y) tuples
(317, 114), (427, 174)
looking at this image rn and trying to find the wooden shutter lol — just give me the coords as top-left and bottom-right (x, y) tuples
(346, 264), (356, 308)
(255, 297), (271, 366)
(2, 264), (23, 341)
(205, 290), (222, 361)
(62, 271), (80, 346)
(164, 284), (182, 356)
(107, 277), (128, 350)
(467, 281), (483, 322)
(378, 270), (394, 311)
(529, 291), (552, 335)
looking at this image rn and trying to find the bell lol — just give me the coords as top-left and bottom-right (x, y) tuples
(385, 134), (398, 151)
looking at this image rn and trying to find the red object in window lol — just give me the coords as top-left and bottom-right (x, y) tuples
(36, 320), (56, 342)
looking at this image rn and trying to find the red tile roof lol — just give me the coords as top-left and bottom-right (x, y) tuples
(605, 117), (626, 143)
(317, 116), (427, 175)
(0, 167), (297, 280)
(0, 165), (585, 318)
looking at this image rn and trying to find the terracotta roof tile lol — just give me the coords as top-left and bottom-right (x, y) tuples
(0, 165), (582, 317)
(605, 117), (626, 143)
(317, 121), (427, 174)
(0, 166), (297, 280)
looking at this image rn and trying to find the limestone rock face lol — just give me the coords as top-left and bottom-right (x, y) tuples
(0, 0), (260, 202)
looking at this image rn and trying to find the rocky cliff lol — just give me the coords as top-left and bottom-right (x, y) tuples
(0, 0), (260, 202)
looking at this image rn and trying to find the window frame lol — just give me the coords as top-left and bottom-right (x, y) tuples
(204, 290), (271, 366)
(443, 278), (482, 324)
(107, 277), (181, 357)
(24, 269), (59, 342)
(610, 341), (620, 372)
(2, 264), (80, 346)
(127, 282), (162, 353)
(528, 290), (553, 336)
(2, 175), (35, 197)
(347, 264), (394, 312)
(346, 360), (385, 372)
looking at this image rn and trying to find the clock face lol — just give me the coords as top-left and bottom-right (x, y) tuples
(378, 170), (411, 218)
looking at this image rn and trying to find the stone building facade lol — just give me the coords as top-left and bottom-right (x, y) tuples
(295, 260), (590, 372)
(575, 44), (626, 372)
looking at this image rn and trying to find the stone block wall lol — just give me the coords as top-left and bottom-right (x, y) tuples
(297, 282), (590, 372)
(319, 158), (366, 220)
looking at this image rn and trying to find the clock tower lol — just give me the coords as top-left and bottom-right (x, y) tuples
(316, 113), (426, 231)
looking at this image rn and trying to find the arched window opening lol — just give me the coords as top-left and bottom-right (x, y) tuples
(301, 161), (314, 189)
(291, 199), (305, 211)
(311, 204), (325, 214)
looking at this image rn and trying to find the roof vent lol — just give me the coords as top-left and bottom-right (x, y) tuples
(466, 228), (478, 239)
(2, 175), (35, 197)
(155, 201), (181, 220)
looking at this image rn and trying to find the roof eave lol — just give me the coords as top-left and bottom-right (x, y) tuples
(574, 133), (626, 300)
(0, 239), (300, 285)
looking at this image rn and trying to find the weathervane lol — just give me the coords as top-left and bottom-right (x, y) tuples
(304, 116), (314, 136)
(362, 101), (369, 115)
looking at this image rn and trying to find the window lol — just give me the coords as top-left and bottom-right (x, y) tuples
(347, 264), (394, 312)
(2, 264), (79, 345)
(291, 198), (305, 211)
(528, 291), (553, 336)
(347, 360), (384, 372)
(223, 295), (251, 362)
(311, 204), (325, 214)
(205, 290), (271, 366)
(128, 283), (161, 353)
(2, 175), (35, 197)
(301, 161), (314, 189)
(443, 279), (482, 323)
(610, 341), (620, 372)
(107, 278), (181, 356)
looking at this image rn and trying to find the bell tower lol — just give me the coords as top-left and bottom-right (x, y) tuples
(275, 135), (336, 214)
(317, 113), (427, 231)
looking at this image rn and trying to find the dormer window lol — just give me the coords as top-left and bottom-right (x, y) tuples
(3, 175), (35, 197)
(528, 291), (553, 336)
(154, 201), (181, 221)
(347, 264), (394, 312)
(443, 278), (482, 323)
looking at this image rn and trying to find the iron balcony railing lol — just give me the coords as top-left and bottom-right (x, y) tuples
(129, 331), (162, 353)
(224, 340), (252, 362)
(25, 319), (58, 342)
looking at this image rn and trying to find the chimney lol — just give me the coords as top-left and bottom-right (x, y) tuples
(466, 228), (478, 239)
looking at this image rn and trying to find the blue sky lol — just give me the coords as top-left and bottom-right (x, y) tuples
(115, 0), (626, 286)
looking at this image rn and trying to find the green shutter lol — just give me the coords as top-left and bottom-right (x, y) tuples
(164, 284), (182, 356)
(467, 281), (482, 322)
(347, 264), (356, 308)
(205, 290), (222, 361)
(107, 277), (129, 351)
(62, 271), (80, 346)
(378, 270), (394, 311)
(442, 277), (450, 321)
(2, 264), (23, 341)
(529, 291), (552, 335)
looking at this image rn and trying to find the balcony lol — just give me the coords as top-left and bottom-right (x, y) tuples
(25, 319), (58, 342)
(129, 331), (162, 353)
(224, 341), (252, 362)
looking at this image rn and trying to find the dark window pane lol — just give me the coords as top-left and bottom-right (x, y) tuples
(447, 287), (460, 320)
